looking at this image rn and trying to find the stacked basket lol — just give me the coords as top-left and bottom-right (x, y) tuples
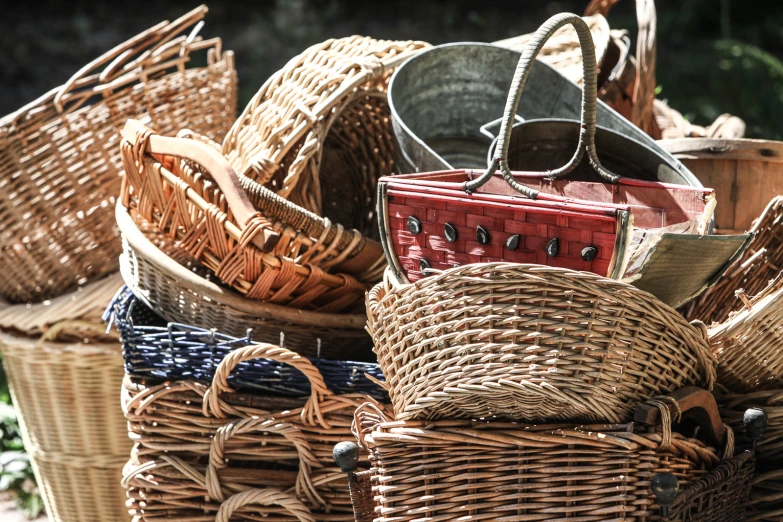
(111, 34), (428, 521)
(0, 6), (238, 522)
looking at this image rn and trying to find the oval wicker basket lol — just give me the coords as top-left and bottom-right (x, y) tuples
(117, 201), (373, 360)
(0, 5), (237, 304)
(367, 262), (716, 423)
(121, 343), (389, 521)
(221, 36), (429, 232)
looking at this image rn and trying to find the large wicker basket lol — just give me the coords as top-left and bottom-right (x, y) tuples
(346, 389), (752, 522)
(367, 263), (716, 423)
(0, 5), (237, 304)
(0, 276), (130, 522)
(120, 343), (388, 521)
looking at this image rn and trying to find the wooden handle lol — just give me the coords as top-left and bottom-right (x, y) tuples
(121, 119), (279, 252)
(635, 386), (726, 448)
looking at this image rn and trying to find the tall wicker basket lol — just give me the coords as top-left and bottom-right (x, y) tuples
(0, 275), (130, 522)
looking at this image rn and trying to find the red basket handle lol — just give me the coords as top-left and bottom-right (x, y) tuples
(203, 343), (332, 427)
(206, 417), (323, 506)
(215, 489), (316, 522)
(53, 5), (209, 114)
(121, 119), (280, 252)
(465, 13), (621, 198)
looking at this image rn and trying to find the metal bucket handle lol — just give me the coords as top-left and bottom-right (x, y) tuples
(464, 13), (621, 199)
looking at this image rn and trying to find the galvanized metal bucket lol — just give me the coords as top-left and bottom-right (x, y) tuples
(388, 42), (701, 187)
(487, 119), (688, 184)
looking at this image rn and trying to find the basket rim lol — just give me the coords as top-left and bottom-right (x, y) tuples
(116, 202), (367, 329)
(659, 137), (783, 162)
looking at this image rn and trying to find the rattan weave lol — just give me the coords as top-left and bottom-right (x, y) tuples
(0, 6), (236, 303)
(0, 325), (130, 522)
(121, 343), (389, 521)
(351, 398), (735, 522)
(367, 263), (716, 423)
(221, 36), (429, 226)
(721, 390), (783, 461)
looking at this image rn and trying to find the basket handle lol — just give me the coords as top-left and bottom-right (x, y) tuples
(215, 489), (316, 522)
(585, 0), (657, 136)
(464, 13), (621, 198)
(206, 417), (323, 506)
(635, 386), (728, 450)
(121, 119), (280, 252)
(203, 344), (332, 426)
(53, 5), (209, 114)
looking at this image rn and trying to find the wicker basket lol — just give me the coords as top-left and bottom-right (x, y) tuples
(221, 36), (429, 232)
(120, 343), (389, 521)
(347, 390), (749, 522)
(683, 197), (783, 325)
(0, 6), (237, 304)
(748, 466), (783, 522)
(721, 390), (783, 461)
(108, 286), (386, 397)
(116, 172), (373, 359)
(367, 262), (716, 423)
(0, 320), (130, 522)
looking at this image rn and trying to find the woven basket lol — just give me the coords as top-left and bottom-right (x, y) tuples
(116, 166), (373, 358)
(349, 391), (746, 522)
(120, 343), (389, 521)
(683, 197), (783, 325)
(367, 262), (716, 423)
(748, 467), (783, 522)
(221, 36), (429, 231)
(721, 390), (783, 461)
(108, 286), (386, 397)
(0, 319), (130, 522)
(0, 6), (237, 304)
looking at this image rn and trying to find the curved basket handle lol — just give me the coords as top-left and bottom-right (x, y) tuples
(215, 488), (316, 522)
(635, 386), (728, 451)
(121, 119), (280, 252)
(465, 13), (620, 198)
(203, 344), (332, 426)
(206, 417), (323, 506)
(585, 0), (657, 136)
(351, 402), (390, 451)
(54, 5), (209, 114)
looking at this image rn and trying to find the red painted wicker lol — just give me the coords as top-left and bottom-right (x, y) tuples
(379, 14), (713, 285)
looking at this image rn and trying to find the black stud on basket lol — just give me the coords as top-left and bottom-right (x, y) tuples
(652, 472), (680, 518)
(333, 441), (360, 473)
(744, 407), (768, 452)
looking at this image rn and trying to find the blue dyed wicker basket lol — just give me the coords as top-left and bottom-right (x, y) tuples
(105, 287), (387, 400)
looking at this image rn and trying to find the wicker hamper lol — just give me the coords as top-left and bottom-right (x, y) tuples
(0, 276), (130, 522)
(120, 342), (389, 521)
(343, 389), (760, 522)
(0, 5), (237, 304)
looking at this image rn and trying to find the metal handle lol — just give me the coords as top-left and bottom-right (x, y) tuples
(464, 13), (621, 198)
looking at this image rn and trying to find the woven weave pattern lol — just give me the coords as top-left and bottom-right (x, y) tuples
(354, 403), (726, 522)
(0, 7), (237, 303)
(387, 194), (617, 282)
(367, 263), (716, 423)
(121, 342), (389, 521)
(222, 36), (429, 219)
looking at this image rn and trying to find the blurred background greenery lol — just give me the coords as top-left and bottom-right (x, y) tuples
(1, 0), (782, 138)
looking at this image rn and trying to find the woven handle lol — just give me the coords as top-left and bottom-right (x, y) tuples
(203, 344), (332, 426)
(121, 119), (280, 252)
(215, 489), (316, 522)
(54, 5), (210, 113)
(465, 13), (620, 198)
(585, 0), (657, 135)
(206, 417), (323, 506)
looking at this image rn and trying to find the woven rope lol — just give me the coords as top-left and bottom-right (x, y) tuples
(368, 263), (716, 423)
(0, 6), (236, 303)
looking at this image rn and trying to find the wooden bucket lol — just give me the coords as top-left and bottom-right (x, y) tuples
(660, 138), (783, 234)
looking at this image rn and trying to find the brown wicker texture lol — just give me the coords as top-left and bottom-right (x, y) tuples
(351, 398), (735, 522)
(585, 0), (745, 140)
(0, 5), (237, 304)
(116, 179), (373, 360)
(221, 36), (429, 228)
(748, 467), (783, 522)
(660, 139), (783, 235)
(120, 343), (388, 521)
(120, 123), (384, 315)
(0, 322), (130, 522)
(367, 262), (716, 423)
(683, 197), (783, 325)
